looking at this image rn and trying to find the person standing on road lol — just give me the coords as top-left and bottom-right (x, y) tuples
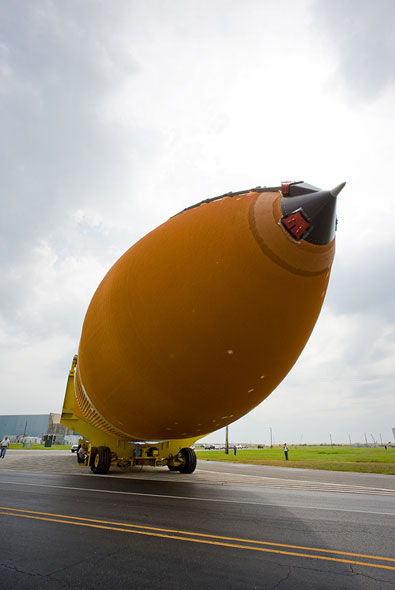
(1, 436), (10, 458)
(283, 443), (289, 461)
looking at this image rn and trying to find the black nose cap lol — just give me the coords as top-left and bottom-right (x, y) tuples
(281, 182), (346, 245)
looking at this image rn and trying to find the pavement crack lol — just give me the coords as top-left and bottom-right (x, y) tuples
(349, 571), (395, 585)
(282, 561), (353, 578)
(272, 565), (291, 588)
(49, 550), (120, 581)
(44, 555), (95, 578)
(1, 562), (48, 579)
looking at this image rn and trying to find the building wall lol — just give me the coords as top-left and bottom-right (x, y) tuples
(0, 414), (79, 443)
(0, 415), (50, 439)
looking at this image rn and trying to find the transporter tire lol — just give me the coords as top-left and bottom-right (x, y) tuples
(90, 445), (111, 474)
(89, 446), (98, 467)
(178, 447), (197, 474)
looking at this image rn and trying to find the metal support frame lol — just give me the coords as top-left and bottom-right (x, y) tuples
(61, 356), (200, 470)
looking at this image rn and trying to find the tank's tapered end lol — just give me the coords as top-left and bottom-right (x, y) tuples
(280, 180), (346, 245)
(330, 182), (346, 198)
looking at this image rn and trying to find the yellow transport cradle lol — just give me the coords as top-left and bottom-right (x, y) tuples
(61, 356), (200, 475)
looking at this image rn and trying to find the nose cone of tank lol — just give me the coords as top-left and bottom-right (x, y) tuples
(330, 182), (346, 198)
(281, 182), (346, 245)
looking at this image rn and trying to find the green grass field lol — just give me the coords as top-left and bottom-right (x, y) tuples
(195, 446), (395, 474)
(9, 443), (73, 451)
(8, 443), (395, 474)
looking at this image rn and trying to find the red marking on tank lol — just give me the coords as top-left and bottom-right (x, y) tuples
(281, 181), (303, 195)
(281, 210), (311, 240)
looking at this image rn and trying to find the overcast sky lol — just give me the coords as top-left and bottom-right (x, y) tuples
(1, 0), (394, 445)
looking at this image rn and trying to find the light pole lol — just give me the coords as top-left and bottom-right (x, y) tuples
(270, 427), (273, 448)
(225, 425), (229, 454)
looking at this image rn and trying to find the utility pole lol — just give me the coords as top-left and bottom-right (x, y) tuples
(380, 433), (383, 446)
(329, 433), (333, 446)
(348, 434), (352, 446)
(225, 425), (229, 454)
(364, 432), (368, 447)
(270, 427), (273, 448)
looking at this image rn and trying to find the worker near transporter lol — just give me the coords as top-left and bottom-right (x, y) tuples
(1, 436), (10, 458)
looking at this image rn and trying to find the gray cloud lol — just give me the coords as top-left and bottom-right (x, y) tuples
(313, 0), (395, 100)
(0, 2), (148, 337)
(327, 243), (395, 317)
(1, 1), (394, 441)
(0, 2), (140, 259)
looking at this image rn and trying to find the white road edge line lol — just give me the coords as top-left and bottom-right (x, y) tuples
(1, 468), (395, 495)
(196, 469), (395, 493)
(0, 479), (394, 517)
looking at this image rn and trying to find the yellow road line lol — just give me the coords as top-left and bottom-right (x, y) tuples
(1, 505), (394, 563)
(0, 507), (394, 572)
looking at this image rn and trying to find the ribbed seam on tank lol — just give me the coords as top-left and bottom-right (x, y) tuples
(74, 367), (132, 440)
(248, 193), (334, 276)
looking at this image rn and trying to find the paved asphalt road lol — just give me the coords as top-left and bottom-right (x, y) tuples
(0, 451), (394, 589)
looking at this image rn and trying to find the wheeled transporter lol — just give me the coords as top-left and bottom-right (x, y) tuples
(61, 356), (199, 475)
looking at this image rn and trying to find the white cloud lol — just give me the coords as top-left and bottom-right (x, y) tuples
(0, 322), (75, 414)
(313, 0), (395, 102)
(1, 0), (395, 444)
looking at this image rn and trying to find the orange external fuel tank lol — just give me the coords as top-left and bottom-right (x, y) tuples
(71, 180), (344, 448)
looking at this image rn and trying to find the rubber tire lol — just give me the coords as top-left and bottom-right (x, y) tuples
(178, 447), (197, 474)
(89, 446), (98, 467)
(90, 445), (111, 474)
(167, 465), (179, 472)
